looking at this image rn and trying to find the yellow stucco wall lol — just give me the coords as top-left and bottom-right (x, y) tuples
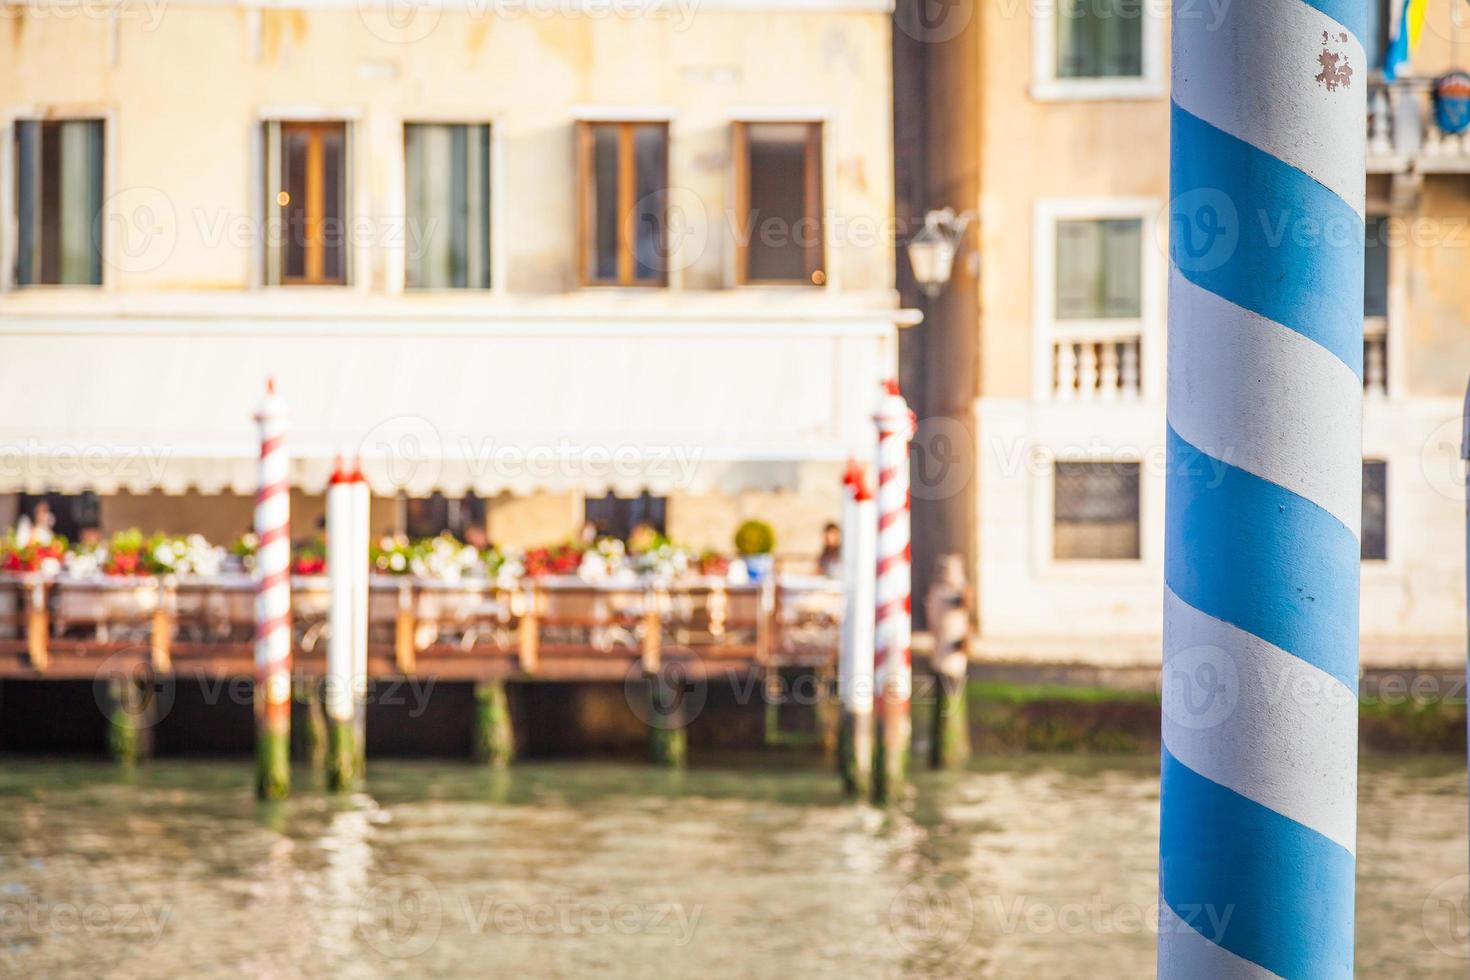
(1, 3), (896, 296)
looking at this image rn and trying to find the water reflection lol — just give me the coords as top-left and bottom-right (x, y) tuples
(0, 755), (1460, 977)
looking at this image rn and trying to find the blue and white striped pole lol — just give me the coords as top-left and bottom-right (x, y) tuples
(1162, 3), (1365, 978)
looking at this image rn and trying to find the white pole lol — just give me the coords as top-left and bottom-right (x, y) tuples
(325, 461), (367, 789)
(350, 469), (370, 765)
(839, 460), (877, 796)
(325, 468), (354, 728)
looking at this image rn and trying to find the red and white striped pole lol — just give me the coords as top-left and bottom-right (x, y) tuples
(873, 379), (914, 803)
(254, 379), (292, 800)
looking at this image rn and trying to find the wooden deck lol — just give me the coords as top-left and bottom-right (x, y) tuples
(0, 574), (843, 683)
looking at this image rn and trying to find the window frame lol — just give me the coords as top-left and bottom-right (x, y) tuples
(732, 119), (826, 287)
(4, 110), (112, 291)
(401, 119), (494, 291)
(1032, 197), (1163, 401)
(1031, 0), (1164, 101)
(273, 120), (350, 287)
(1049, 458), (1144, 562)
(575, 119), (671, 288)
(1360, 459), (1388, 563)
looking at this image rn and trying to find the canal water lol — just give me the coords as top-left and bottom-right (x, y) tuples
(0, 754), (1463, 977)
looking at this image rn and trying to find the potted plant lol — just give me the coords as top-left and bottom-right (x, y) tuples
(733, 519), (776, 582)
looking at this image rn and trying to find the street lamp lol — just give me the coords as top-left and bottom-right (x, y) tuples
(905, 208), (976, 297)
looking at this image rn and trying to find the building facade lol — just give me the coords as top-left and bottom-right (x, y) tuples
(0, 0), (913, 561)
(914, 0), (1470, 669)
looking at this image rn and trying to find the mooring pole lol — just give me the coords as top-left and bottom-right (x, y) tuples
(838, 459), (876, 797)
(253, 379), (292, 800)
(350, 469), (370, 775)
(1160, 6), (1365, 976)
(473, 679), (515, 767)
(927, 555), (971, 770)
(325, 461), (364, 791)
(872, 381), (914, 804)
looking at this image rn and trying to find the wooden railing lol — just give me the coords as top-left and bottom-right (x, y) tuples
(0, 573), (844, 678)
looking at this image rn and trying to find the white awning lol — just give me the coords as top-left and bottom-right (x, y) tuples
(0, 304), (901, 496)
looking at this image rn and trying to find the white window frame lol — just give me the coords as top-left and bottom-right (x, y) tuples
(1032, 197), (1164, 402)
(392, 115), (503, 296)
(571, 106), (680, 292)
(1033, 450), (1155, 572)
(0, 105), (116, 293)
(1031, 0), (1165, 102)
(725, 105), (836, 291)
(252, 105), (365, 292)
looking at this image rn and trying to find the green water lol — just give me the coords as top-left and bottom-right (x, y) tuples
(0, 754), (1462, 977)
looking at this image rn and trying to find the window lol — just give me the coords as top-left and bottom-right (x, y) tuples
(734, 122), (825, 285)
(265, 121), (348, 286)
(1365, 216), (1389, 318)
(576, 121), (668, 286)
(1053, 461), (1140, 560)
(1056, 0), (1144, 79)
(1365, 215), (1389, 393)
(584, 492), (666, 542)
(1056, 218), (1142, 319)
(1362, 461), (1387, 561)
(405, 123), (491, 289)
(406, 493), (486, 541)
(14, 119), (104, 286)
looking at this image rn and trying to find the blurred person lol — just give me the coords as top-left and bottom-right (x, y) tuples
(464, 524), (490, 550)
(817, 521), (841, 578)
(15, 500), (54, 547)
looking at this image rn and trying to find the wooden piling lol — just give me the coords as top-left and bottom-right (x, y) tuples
(293, 678), (327, 772)
(394, 583), (417, 675)
(648, 670), (687, 767)
(26, 580), (48, 673)
(151, 581), (174, 675)
(932, 671), (970, 770)
(927, 555), (972, 770)
(517, 585), (540, 675)
(326, 715), (361, 791)
(473, 678), (514, 767)
(839, 710), (875, 798)
(106, 672), (151, 766)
